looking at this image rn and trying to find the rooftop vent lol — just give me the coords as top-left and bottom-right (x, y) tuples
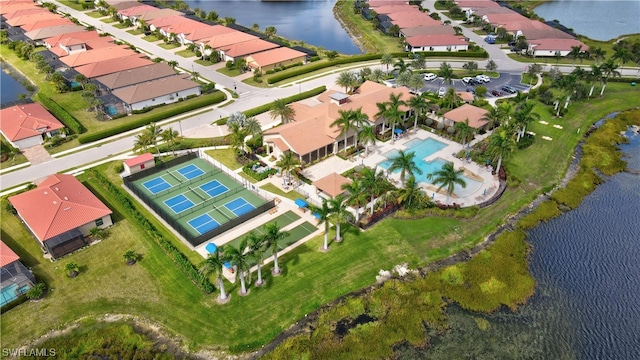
(63, 207), (71, 211)
(53, 201), (57, 205)
(63, 197), (69, 200)
(44, 191), (48, 195)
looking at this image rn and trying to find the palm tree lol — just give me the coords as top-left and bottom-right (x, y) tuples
(227, 238), (252, 295)
(438, 62), (454, 85)
(427, 162), (466, 205)
(65, 262), (80, 277)
(134, 132), (153, 153)
(599, 59), (620, 95)
(247, 231), (266, 286)
(341, 179), (367, 223)
(358, 125), (376, 156)
(486, 130), (516, 177)
(407, 93), (428, 131)
(332, 110), (355, 153)
(360, 166), (389, 215)
(226, 122), (248, 158)
(396, 175), (424, 208)
(161, 128), (180, 155)
(567, 45), (583, 66)
(411, 55), (425, 70)
(386, 93), (406, 141)
(168, 60), (178, 69)
(375, 101), (391, 134)
(388, 150), (422, 186)
(407, 73), (425, 94)
(74, 74), (88, 89)
(199, 246), (230, 301)
(123, 250), (138, 265)
(455, 119), (475, 148)
(328, 194), (348, 242)
(350, 108), (369, 148)
(590, 47), (606, 65)
(513, 101), (540, 142)
(393, 58), (409, 75)
(612, 46), (633, 70)
(370, 68), (386, 83)
(263, 222), (289, 275)
(269, 98), (295, 124)
(276, 151), (301, 185)
(310, 199), (333, 251)
(381, 53), (394, 73)
(145, 123), (162, 154)
(589, 64), (602, 98)
(336, 71), (358, 93)
(441, 87), (462, 110)
(480, 106), (502, 131)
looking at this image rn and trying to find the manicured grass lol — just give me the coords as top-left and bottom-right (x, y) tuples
(126, 28), (144, 35)
(0, 153), (28, 170)
(158, 42), (180, 50)
(86, 11), (105, 18)
(101, 18), (117, 24)
(260, 183), (300, 201)
(175, 49), (197, 58)
(194, 59), (215, 66)
(142, 35), (161, 42)
(204, 149), (242, 170)
(216, 67), (244, 77)
(335, 0), (402, 53)
(113, 23), (131, 29)
(58, 0), (94, 11)
(578, 34), (640, 58)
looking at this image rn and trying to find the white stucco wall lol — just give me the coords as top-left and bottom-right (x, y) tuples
(127, 87), (201, 111)
(77, 214), (113, 236)
(407, 44), (469, 52)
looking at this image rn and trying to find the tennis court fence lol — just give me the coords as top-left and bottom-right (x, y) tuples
(175, 186), (246, 220)
(124, 152), (197, 183)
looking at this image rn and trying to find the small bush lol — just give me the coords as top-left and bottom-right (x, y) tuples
(26, 283), (47, 300)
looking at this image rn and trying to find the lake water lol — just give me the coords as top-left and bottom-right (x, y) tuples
(184, 0), (362, 54)
(400, 119), (640, 358)
(0, 65), (30, 105)
(534, 0), (640, 41)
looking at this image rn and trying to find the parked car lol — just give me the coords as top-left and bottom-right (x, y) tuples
(462, 77), (473, 85)
(438, 87), (446, 97)
(466, 87), (476, 94)
(501, 85), (517, 94)
(476, 74), (491, 83)
(491, 90), (503, 97)
(423, 73), (437, 81)
(469, 78), (482, 85)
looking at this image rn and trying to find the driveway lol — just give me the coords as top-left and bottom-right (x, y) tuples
(21, 145), (52, 165)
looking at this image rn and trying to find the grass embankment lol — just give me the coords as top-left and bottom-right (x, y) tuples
(334, 0), (402, 53)
(1, 86), (638, 353)
(204, 149), (242, 170)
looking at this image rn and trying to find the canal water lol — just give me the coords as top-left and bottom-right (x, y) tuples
(533, 0), (640, 41)
(402, 120), (640, 358)
(184, 0), (362, 54)
(0, 65), (30, 105)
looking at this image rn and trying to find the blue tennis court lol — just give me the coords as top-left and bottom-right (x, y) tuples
(177, 164), (205, 180)
(164, 194), (195, 213)
(143, 177), (171, 194)
(225, 197), (255, 217)
(188, 214), (220, 234)
(200, 180), (229, 197)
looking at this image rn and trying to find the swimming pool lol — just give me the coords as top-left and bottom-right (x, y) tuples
(105, 105), (118, 116)
(378, 138), (483, 198)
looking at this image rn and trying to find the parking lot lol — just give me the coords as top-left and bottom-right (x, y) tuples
(387, 71), (531, 99)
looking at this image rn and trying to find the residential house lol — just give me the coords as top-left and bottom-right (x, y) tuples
(368, 4), (416, 15)
(442, 104), (489, 130)
(456, 0), (500, 17)
(0, 103), (65, 149)
(116, 4), (157, 22)
(44, 30), (102, 52)
(20, 18), (73, 32)
(8, 174), (113, 259)
(94, 63), (176, 92)
(24, 25), (86, 45)
(391, 17), (442, 31)
(527, 38), (589, 57)
(0, 3), (41, 16)
(123, 153), (155, 175)
(399, 25), (456, 37)
(60, 45), (136, 68)
(156, 18), (210, 41)
(6, 12), (62, 27)
(111, 74), (201, 112)
(133, 8), (183, 28)
(74, 53), (152, 78)
(147, 15), (192, 33)
(200, 31), (257, 56)
(1, 240), (35, 307)
(263, 81), (413, 163)
(217, 38), (280, 62)
(48, 35), (115, 57)
(246, 47), (307, 74)
(2, 8), (49, 21)
(178, 25), (236, 46)
(405, 34), (469, 52)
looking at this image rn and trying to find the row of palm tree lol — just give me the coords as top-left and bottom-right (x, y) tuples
(225, 112), (262, 159)
(199, 222), (289, 301)
(134, 123), (180, 154)
(309, 195), (350, 251)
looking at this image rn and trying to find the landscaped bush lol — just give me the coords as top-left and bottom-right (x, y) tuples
(35, 94), (86, 134)
(78, 92), (226, 144)
(243, 160), (277, 181)
(88, 170), (214, 293)
(267, 54), (382, 84)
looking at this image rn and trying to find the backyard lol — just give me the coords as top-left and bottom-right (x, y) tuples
(0, 82), (638, 354)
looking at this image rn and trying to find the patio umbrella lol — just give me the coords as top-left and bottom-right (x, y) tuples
(205, 243), (217, 254)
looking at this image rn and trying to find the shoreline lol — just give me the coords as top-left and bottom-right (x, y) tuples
(332, 1), (368, 54)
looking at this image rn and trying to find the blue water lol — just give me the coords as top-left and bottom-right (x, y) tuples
(184, 0), (361, 54)
(0, 67), (29, 105)
(534, 0), (640, 41)
(1, 283), (30, 306)
(105, 105), (118, 115)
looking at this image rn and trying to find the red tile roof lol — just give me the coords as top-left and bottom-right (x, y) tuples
(368, 4), (416, 15)
(406, 34), (468, 47)
(455, 0), (500, 8)
(219, 39), (280, 58)
(8, 174), (112, 242)
(124, 153), (154, 167)
(443, 104), (489, 129)
(313, 173), (352, 197)
(6, 12), (62, 26)
(0, 240), (20, 268)
(2, 8), (48, 20)
(20, 18), (72, 32)
(183, 25), (236, 42)
(204, 31), (258, 49)
(530, 38), (589, 51)
(0, 103), (64, 142)
(74, 54), (152, 78)
(25, 24), (86, 41)
(0, 3), (40, 15)
(147, 15), (192, 29)
(60, 45), (135, 67)
(246, 47), (307, 68)
(44, 30), (102, 48)
(112, 74), (200, 104)
(117, 4), (157, 17)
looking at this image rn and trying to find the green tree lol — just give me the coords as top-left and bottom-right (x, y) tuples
(144, 123), (162, 154)
(485, 59), (498, 72)
(276, 151), (301, 185)
(407, 93), (429, 130)
(263, 222), (289, 275)
(65, 262), (80, 277)
(462, 61), (478, 73)
(326, 50), (339, 60)
(487, 130), (516, 176)
(441, 87), (462, 110)
(381, 53), (394, 73)
(264, 26), (277, 38)
(310, 199), (334, 251)
(134, 132), (153, 153)
(427, 161), (466, 205)
(567, 45), (584, 66)
(408, 73), (425, 94)
(388, 150), (422, 186)
(332, 110), (355, 152)
(396, 175), (424, 208)
(341, 178), (367, 223)
(269, 98), (295, 124)
(411, 54), (425, 70)
(89, 227), (106, 240)
(384, 93), (406, 141)
(388, 24), (400, 37)
(247, 231), (266, 286)
(370, 68), (386, 83)
(123, 250), (138, 265)
(438, 62), (454, 85)
(360, 166), (390, 215)
(227, 238), (252, 295)
(393, 58), (410, 75)
(599, 58), (620, 95)
(74, 74), (88, 90)
(336, 71), (358, 94)
(454, 119), (475, 148)
(328, 194), (349, 242)
(161, 128), (180, 155)
(513, 101), (540, 142)
(612, 46), (633, 70)
(480, 106), (503, 131)
(590, 47), (606, 65)
(358, 125), (377, 156)
(199, 246), (230, 301)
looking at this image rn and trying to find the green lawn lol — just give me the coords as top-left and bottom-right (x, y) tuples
(194, 59), (215, 66)
(335, 0), (402, 54)
(175, 49), (197, 58)
(113, 23), (130, 29)
(86, 11), (105, 18)
(142, 35), (161, 42)
(57, 0), (94, 11)
(101, 18), (117, 24)
(217, 67), (244, 77)
(158, 42), (180, 50)
(204, 149), (242, 170)
(126, 28), (144, 35)
(260, 183), (300, 201)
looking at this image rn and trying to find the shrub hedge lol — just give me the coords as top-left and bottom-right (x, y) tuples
(35, 94), (86, 134)
(78, 92), (225, 144)
(243, 161), (277, 181)
(266, 51), (487, 84)
(88, 169), (215, 294)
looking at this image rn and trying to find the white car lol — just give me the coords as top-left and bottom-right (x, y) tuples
(476, 74), (491, 83)
(438, 87), (446, 97)
(462, 77), (473, 85)
(422, 73), (437, 81)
